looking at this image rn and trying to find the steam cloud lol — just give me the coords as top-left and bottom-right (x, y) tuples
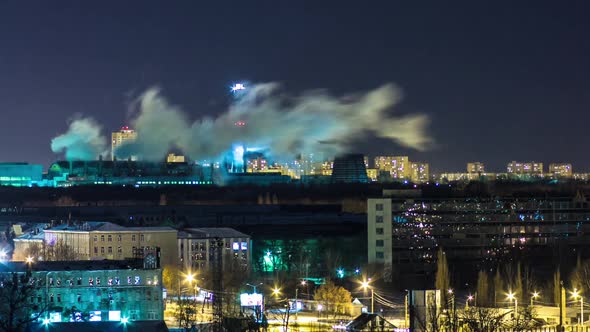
(53, 83), (432, 162)
(51, 117), (108, 160)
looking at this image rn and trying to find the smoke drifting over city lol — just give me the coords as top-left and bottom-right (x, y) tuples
(51, 83), (432, 162)
(51, 117), (108, 160)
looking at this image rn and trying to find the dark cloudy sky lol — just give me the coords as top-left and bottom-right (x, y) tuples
(0, 1), (589, 172)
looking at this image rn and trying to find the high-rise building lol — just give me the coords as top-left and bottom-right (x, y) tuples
(374, 156), (410, 179)
(111, 126), (137, 160)
(467, 162), (485, 174)
(549, 163), (573, 178)
(367, 196), (590, 287)
(507, 161), (543, 176)
(331, 154), (369, 183)
(410, 162), (429, 183)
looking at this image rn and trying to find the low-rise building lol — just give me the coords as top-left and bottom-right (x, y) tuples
(507, 161), (543, 176)
(13, 222), (178, 267)
(0, 257), (163, 325)
(177, 228), (251, 272)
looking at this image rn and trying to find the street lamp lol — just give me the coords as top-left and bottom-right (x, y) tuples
(26, 256), (34, 264)
(531, 291), (540, 307)
(361, 280), (374, 313)
(572, 288), (584, 326)
(272, 287), (281, 297)
(466, 295), (474, 309)
(184, 272), (197, 301)
(507, 292), (518, 316)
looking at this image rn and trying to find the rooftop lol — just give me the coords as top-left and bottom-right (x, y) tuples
(179, 227), (249, 239)
(45, 222), (175, 233)
(0, 259), (146, 273)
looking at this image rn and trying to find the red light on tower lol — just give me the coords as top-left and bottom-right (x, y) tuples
(234, 121), (246, 127)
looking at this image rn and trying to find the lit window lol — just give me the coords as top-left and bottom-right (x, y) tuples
(108, 278), (113, 286)
(134, 276), (141, 285)
(127, 276), (132, 285)
(117, 235), (122, 242)
(88, 278), (94, 286)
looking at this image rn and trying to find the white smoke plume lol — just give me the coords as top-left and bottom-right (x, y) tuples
(51, 117), (108, 160)
(53, 83), (432, 162)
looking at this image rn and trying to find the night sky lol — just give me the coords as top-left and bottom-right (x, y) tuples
(1, 1), (589, 172)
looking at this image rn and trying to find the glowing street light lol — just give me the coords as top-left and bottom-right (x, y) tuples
(361, 279), (374, 313)
(465, 294), (474, 309)
(272, 287), (281, 296)
(531, 291), (540, 306)
(26, 256), (33, 264)
(121, 317), (129, 324)
(507, 292), (518, 315)
(572, 288), (584, 326)
(42, 318), (50, 325)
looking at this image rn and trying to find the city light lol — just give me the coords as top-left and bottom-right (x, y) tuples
(185, 273), (194, 284)
(121, 317), (129, 324)
(507, 292), (515, 301)
(272, 287), (280, 296)
(231, 83), (246, 92)
(26, 256), (33, 264)
(42, 318), (50, 325)
(0, 249), (6, 261)
(301, 280), (307, 286)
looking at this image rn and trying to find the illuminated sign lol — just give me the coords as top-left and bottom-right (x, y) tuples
(232, 242), (240, 250)
(240, 293), (263, 306)
(49, 312), (61, 323)
(89, 311), (102, 322)
(108, 310), (121, 321)
(241, 242), (248, 250)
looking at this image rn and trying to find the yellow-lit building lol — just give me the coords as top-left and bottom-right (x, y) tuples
(467, 162), (485, 173)
(111, 126), (137, 160)
(166, 153), (185, 163)
(13, 222), (178, 267)
(410, 162), (430, 183)
(366, 168), (378, 182)
(247, 157), (268, 173)
(374, 156), (410, 179)
(507, 161), (543, 176)
(549, 163), (572, 178)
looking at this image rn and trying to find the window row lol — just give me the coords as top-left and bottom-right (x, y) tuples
(94, 234), (145, 242)
(46, 275), (158, 287)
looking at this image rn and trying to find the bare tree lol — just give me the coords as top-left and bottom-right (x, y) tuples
(460, 307), (509, 332)
(0, 271), (46, 332)
(571, 259), (590, 295)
